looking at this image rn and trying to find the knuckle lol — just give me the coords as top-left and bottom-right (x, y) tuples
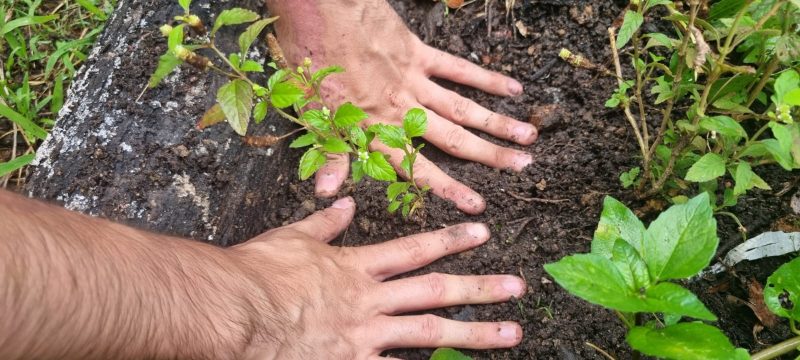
(450, 96), (471, 124)
(419, 314), (442, 344)
(425, 272), (448, 301)
(399, 237), (428, 268)
(444, 127), (466, 153)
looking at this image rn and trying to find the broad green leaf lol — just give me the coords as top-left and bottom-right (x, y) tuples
(387, 182), (411, 201)
(197, 104), (226, 130)
(769, 122), (793, 154)
(350, 127), (368, 149)
(270, 82), (304, 108)
(147, 53), (182, 88)
(364, 152), (397, 181)
(698, 116), (746, 140)
(545, 254), (644, 312)
(764, 257), (800, 321)
(253, 101), (268, 124)
(627, 323), (750, 360)
(0, 104), (47, 140)
(178, 0), (191, 13)
(617, 11), (644, 49)
(643, 193), (718, 281)
(591, 196), (646, 257)
(644, 32), (675, 49)
(773, 70), (799, 105)
(311, 65), (345, 84)
(611, 240), (650, 290)
(403, 108), (427, 138)
(238, 17), (278, 57)
(763, 138), (794, 170)
(289, 133), (317, 148)
(684, 153), (726, 182)
(168, 24), (185, 52)
(0, 154), (35, 177)
(211, 8), (259, 35)
(430, 348), (472, 360)
(321, 138), (352, 153)
(732, 162), (770, 195)
(333, 103), (368, 128)
(267, 69), (290, 90)
(298, 148), (326, 180)
(644, 283), (716, 320)
(370, 124), (407, 149)
(352, 160), (365, 182)
(216, 79), (253, 136)
(784, 89), (800, 106)
(240, 60), (264, 73)
(301, 110), (330, 131)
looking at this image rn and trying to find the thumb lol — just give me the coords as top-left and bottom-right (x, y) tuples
(315, 153), (350, 198)
(288, 197), (355, 243)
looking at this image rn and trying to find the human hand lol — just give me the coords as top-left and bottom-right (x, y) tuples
(265, 0), (538, 214)
(229, 197), (526, 359)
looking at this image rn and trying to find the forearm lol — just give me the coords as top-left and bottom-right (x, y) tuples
(0, 190), (280, 360)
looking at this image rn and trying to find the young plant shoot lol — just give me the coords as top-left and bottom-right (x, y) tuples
(146, 0), (430, 217)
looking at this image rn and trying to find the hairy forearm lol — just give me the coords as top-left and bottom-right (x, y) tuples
(0, 190), (280, 359)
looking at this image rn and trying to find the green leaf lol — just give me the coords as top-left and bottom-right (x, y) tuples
(333, 103), (368, 128)
(644, 283), (716, 321)
(298, 149), (326, 180)
(684, 153), (726, 182)
(698, 116), (747, 140)
(732, 162), (770, 196)
(178, 0), (191, 13)
(0, 154), (35, 177)
(388, 199), (402, 213)
(321, 138), (352, 153)
(0, 15), (58, 36)
(545, 254), (644, 311)
(591, 196), (646, 257)
(611, 240), (650, 291)
(0, 104), (47, 140)
(764, 257), (800, 321)
(147, 53), (182, 88)
(370, 124), (407, 149)
(216, 79), (253, 136)
(644, 32), (675, 49)
(289, 133), (317, 148)
(617, 11), (644, 49)
(311, 65), (345, 84)
(769, 122), (793, 154)
(773, 69), (799, 105)
(270, 82), (305, 108)
(709, 0), (747, 20)
(350, 127), (368, 149)
(644, 0), (672, 11)
(403, 108), (427, 138)
(643, 193), (718, 281)
(364, 152), (397, 181)
(430, 348), (472, 360)
(267, 69), (290, 90)
(168, 24), (184, 52)
(763, 139), (794, 170)
(253, 101), (268, 124)
(240, 60), (264, 72)
(387, 182), (411, 201)
(301, 110), (330, 131)
(238, 17), (278, 57)
(627, 323), (750, 360)
(212, 8), (259, 35)
(352, 160), (365, 183)
(619, 167), (640, 189)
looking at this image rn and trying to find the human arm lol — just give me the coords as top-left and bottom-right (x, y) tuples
(0, 191), (525, 359)
(264, 0), (538, 214)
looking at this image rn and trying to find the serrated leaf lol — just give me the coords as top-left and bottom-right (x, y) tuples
(591, 196), (646, 257)
(253, 101), (268, 124)
(298, 148), (326, 180)
(643, 193), (718, 281)
(617, 11), (644, 49)
(698, 116), (746, 140)
(334, 103), (368, 128)
(240, 60), (264, 72)
(685, 153), (726, 182)
(352, 160), (365, 183)
(168, 24), (185, 52)
(364, 151), (397, 181)
(321, 138), (352, 153)
(289, 133), (316, 148)
(0, 154), (35, 177)
(197, 104), (226, 129)
(403, 108), (427, 138)
(267, 69), (289, 90)
(387, 182), (411, 201)
(216, 79), (253, 136)
(238, 17), (278, 58)
(627, 323), (750, 360)
(619, 167), (640, 188)
(212, 8), (259, 35)
(350, 127), (368, 149)
(301, 110), (330, 131)
(430, 348), (472, 360)
(764, 257), (800, 321)
(311, 65), (345, 84)
(270, 81), (304, 108)
(370, 124), (407, 149)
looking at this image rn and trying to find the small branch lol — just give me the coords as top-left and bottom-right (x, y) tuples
(750, 336), (800, 360)
(585, 342), (617, 360)
(608, 27), (649, 166)
(503, 190), (569, 204)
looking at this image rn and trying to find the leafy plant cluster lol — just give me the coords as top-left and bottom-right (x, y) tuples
(148, 0), (429, 216)
(0, 0), (114, 182)
(600, 0), (799, 209)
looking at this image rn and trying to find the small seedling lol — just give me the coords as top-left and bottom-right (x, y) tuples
(147, 0), (430, 217)
(429, 348), (472, 360)
(545, 193), (750, 359)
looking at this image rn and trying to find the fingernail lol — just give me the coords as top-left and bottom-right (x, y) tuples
(513, 152), (533, 171)
(467, 223), (490, 241)
(513, 124), (537, 144)
(331, 197), (353, 209)
(459, 192), (486, 215)
(498, 323), (520, 341)
(503, 278), (525, 297)
(508, 80), (523, 96)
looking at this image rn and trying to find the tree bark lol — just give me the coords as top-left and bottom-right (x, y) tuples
(25, 0), (298, 246)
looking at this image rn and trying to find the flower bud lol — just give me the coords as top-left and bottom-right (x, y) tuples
(173, 45), (191, 60)
(302, 57), (312, 68)
(185, 15), (206, 34)
(160, 24), (174, 37)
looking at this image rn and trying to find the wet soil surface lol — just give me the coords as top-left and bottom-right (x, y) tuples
(265, 0), (798, 358)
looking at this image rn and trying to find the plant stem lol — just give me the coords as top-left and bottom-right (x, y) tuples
(608, 27), (649, 167)
(792, 319), (799, 336)
(750, 336), (800, 360)
(716, 211), (747, 241)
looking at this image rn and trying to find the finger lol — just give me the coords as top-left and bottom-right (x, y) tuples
(423, 46), (523, 97)
(423, 110), (533, 172)
(417, 82), (537, 145)
(375, 273), (526, 314)
(285, 196), (355, 243)
(356, 223), (489, 280)
(376, 315), (523, 349)
(315, 153), (349, 198)
(371, 141), (485, 214)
